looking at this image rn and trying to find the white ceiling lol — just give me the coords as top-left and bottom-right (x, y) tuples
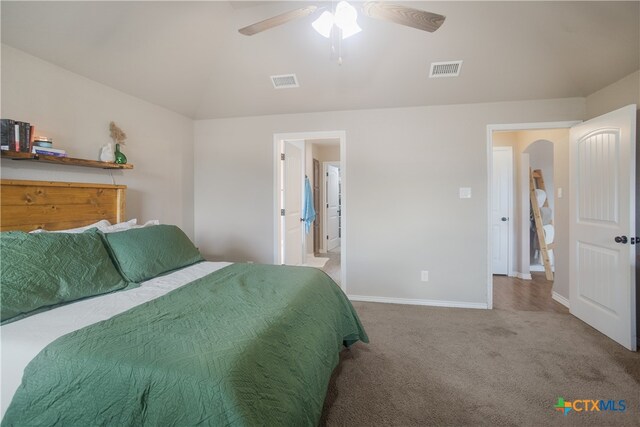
(1, 1), (638, 119)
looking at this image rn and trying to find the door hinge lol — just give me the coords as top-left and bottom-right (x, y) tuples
(280, 153), (285, 160)
(326, 235), (329, 240)
(326, 172), (328, 176)
(281, 209), (285, 216)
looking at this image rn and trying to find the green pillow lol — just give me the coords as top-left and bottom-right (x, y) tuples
(1, 231), (129, 324)
(100, 225), (203, 283)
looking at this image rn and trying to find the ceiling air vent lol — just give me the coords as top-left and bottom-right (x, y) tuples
(271, 74), (299, 89)
(429, 61), (463, 78)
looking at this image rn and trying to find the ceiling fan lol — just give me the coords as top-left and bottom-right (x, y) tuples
(238, 1), (446, 38)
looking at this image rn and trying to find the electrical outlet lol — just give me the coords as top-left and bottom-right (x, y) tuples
(421, 271), (429, 282)
(459, 187), (472, 199)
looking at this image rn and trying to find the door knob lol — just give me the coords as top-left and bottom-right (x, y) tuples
(614, 236), (628, 244)
(501, 217), (508, 222)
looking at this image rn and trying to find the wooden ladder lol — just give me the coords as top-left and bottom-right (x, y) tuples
(529, 168), (554, 280)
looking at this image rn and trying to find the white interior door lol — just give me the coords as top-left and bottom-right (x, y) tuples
(569, 104), (636, 351)
(283, 142), (303, 265)
(326, 164), (340, 251)
(492, 147), (512, 275)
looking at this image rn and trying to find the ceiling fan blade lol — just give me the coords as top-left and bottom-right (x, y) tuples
(362, 2), (445, 33)
(238, 5), (318, 36)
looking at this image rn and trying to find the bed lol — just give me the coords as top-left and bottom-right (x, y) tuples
(0, 179), (368, 426)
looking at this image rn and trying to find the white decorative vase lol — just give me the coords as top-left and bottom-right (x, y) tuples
(99, 143), (115, 162)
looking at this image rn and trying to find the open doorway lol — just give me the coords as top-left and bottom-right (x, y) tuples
(491, 131), (563, 312)
(273, 131), (346, 291)
(487, 107), (637, 351)
(303, 140), (342, 286)
(487, 122), (577, 311)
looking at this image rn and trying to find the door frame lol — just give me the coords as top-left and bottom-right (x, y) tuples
(491, 146), (514, 276)
(273, 130), (347, 292)
(323, 161), (341, 253)
(486, 121), (580, 309)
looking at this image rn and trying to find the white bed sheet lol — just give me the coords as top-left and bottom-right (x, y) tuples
(0, 261), (231, 417)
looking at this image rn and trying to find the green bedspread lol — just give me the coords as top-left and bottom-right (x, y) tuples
(2, 263), (368, 426)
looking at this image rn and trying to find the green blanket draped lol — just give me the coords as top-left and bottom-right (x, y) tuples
(3, 263), (368, 426)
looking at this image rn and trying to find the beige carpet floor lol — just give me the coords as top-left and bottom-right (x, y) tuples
(320, 302), (640, 426)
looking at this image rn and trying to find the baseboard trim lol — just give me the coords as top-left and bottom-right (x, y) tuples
(348, 295), (488, 310)
(507, 271), (532, 280)
(552, 291), (570, 309)
(530, 264), (555, 273)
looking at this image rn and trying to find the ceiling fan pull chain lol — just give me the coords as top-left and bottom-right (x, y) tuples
(338, 27), (343, 65)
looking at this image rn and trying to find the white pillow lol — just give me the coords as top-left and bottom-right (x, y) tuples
(131, 219), (160, 229)
(103, 219), (160, 233)
(30, 219), (112, 234)
(100, 219), (138, 233)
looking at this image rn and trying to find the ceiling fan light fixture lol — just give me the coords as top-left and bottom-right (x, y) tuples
(334, 1), (358, 27)
(334, 1), (361, 38)
(312, 11), (334, 38)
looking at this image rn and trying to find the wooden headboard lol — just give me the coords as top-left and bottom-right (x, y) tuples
(1, 179), (126, 232)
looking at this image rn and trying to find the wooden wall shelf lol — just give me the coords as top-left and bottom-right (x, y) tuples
(1, 151), (133, 170)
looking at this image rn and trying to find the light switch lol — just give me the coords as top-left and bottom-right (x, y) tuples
(459, 187), (472, 199)
(557, 187), (563, 198)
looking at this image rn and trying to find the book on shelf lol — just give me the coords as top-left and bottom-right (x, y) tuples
(13, 122), (19, 151)
(0, 119), (13, 151)
(18, 121), (31, 153)
(1, 118), (32, 153)
(32, 146), (67, 157)
(33, 151), (67, 158)
(32, 146), (65, 154)
(29, 124), (35, 152)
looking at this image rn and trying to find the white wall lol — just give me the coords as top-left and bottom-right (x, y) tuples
(0, 46), (195, 238)
(586, 70), (640, 119)
(194, 98), (585, 305)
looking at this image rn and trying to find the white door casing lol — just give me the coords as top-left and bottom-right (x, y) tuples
(282, 141), (304, 265)
(569, 104), (636, 351)
(492, 147), (512, 275)
(326, 163), (340, 251)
